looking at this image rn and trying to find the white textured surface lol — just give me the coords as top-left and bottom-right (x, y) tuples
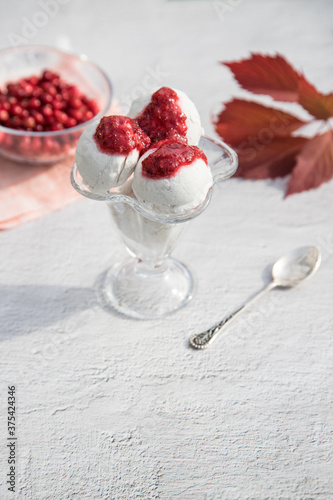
(1, 1), (333, 499)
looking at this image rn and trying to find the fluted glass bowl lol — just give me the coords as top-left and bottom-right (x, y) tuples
(0, 45), (112, 164)
(71, 136), (238, 319)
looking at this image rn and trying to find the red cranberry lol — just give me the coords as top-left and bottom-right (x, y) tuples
(8, 96), (18, 106)
(40, 92), (53, 104)
(50, 123), (64, 131)
(0, 109), (9, 122)
(27, 76), (39, 86)
(11, 104), (23, 116)
(32, 111), (44, 125)
(86, 99), (99, 115)
(67, 85), (81, 97)
(58, 89), (69, 102)
(7, 83), (25, 98)
(28, 97), (41, 109)
(23, 116), (36, 129)
(65, 117), (77, 128)
(21, 98), (29, 108)
(41, 82), (57, 96)
(20, 81), (34, 95)
(31, 87), (43, 98)
(68, 97), (82, 109)
(52, 99), (66, 110)
(41, 104), (53, 117)
(85, 110), (94, 121)
(68, 109), (83, 121)
(10, 116), (21, 128)
(42, 70), (58, 82)
(54, 110), (68, 124)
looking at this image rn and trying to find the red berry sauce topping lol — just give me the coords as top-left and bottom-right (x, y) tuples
(142, 137), (208, 179)
(0, 70), (99, 132)
(94, 116), (150, 155)
(136, 87), (187, 143)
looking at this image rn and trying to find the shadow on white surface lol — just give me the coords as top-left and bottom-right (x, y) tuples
(0, 284), (96, 339)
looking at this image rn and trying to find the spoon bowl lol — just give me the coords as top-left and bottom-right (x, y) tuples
(272, 246), (321, 288)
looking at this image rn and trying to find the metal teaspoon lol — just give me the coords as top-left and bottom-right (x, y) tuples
(189, 246), (321, 350)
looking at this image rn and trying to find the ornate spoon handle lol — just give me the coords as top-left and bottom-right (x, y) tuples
(189, 305), (245, 349)
(189, 282), (275, 350)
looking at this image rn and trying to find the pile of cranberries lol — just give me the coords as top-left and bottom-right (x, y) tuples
(0, 70), (100, 161)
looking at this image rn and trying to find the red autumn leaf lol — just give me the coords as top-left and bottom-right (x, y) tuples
(235, 135), (308, 180)
(215, 99), (306, 147)
(217, 52), (333, 195)
(298, 76), (333, 120)
(223, 53), (302, 102)
(286, 130), (333, 196)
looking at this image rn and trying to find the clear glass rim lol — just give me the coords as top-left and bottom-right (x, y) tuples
(70, 136), (238, 224)
(0, 44), (113, 137)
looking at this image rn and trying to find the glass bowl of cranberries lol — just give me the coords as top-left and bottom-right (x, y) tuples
(0, 45), (112, 164)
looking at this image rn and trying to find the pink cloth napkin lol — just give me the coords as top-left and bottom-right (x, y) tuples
(0, 102), (121, 230)
(0, 154), (79, 230)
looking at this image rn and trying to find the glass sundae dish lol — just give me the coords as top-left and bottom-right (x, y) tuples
(71, 88), (238, 319)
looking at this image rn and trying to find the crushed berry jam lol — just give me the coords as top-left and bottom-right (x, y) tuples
(142, 137), (208, 179)
(136, 87), (187, 142)
(94, 115), (150, 155)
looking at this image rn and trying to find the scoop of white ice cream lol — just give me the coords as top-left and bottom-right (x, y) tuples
(75, 117), (149, 193)
(132, 140), (213, 214)
(128, 87), (203, 146)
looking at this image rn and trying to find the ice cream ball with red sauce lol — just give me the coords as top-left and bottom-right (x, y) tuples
(132, 138), (213, 215)
(128, 87), (203, 146)
(75, 115), (150, 193)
